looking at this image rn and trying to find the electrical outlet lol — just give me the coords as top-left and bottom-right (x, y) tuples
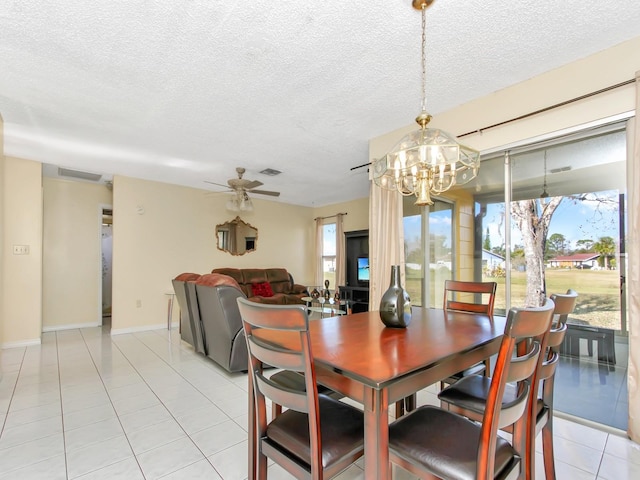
(13, 245), (30, 255)
(136, 299), (142, 308)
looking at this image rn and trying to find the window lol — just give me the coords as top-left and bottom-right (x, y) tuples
(403, 199), (454, 307)
(322, 223), (336, 289)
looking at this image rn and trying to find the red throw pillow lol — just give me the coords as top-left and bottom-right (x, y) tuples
(251, 282), (274, 297)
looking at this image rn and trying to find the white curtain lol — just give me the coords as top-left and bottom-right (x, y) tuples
(315, 217), (324, 288)
(335, 214), (346, 288)
(627, 71), (640, 442)
(369, 182), (405, 310)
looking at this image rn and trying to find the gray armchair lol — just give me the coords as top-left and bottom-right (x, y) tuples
(192, 273), (249, 372)
(171, 273), (201, 349)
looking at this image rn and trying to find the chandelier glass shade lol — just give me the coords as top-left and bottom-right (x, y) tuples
(371, 0), (480, 206)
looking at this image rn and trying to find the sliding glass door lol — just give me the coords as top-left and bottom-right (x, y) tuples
(402, 122), (628, 429)
(472, 124), (629, 429)
(403, 199), (454, 308)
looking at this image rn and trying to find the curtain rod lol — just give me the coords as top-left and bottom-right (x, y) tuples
(458, 78), (635, 138)
(313, 212), (348, 221)
(350, 77), (635, 171)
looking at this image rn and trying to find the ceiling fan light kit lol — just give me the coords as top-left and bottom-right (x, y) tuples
(227, 192), (254, 212)
(372, 0), (480, 206)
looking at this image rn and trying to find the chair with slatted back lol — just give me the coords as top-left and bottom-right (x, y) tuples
(396, 280), (498, 417)
(438, 292), (577, 480)
(388, 299), (554, 480)
(269, 370), (344, 420)
(237, 298), (364, 479)
(536, 289), (578, 480)
(441, 280), (498, 385)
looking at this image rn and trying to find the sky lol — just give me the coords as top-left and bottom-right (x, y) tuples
(402, 189), (621, 254)
(330, 189), (621, 257)
(484, 190), (620, 249)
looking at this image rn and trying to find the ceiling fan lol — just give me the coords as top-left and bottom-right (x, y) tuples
(205, 167), (280, 197)
(205, 167), (280, 211)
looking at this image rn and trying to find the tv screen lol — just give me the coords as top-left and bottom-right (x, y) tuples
(357, 257), (369, 282)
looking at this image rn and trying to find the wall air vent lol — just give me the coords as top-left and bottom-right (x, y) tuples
(58, 167), (102, 182)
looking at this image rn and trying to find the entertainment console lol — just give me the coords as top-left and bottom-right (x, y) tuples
(339, 229), (369, 313)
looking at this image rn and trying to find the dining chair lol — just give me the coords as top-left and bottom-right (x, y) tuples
(388, 299), (555, 480)
(441, 280), (498, 386)
(269, 370), (343, 419)
(394, 280), (498, 418)
(437, 292), (577, 480)
(536, 289), (578, 480)
(237, 298), (364, 479)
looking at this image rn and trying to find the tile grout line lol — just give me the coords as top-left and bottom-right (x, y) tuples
(0, 347), (27, 439)
(81, 328), (225, 479)
(77, 327), (148, 480)
(54, 331), (70, 480)
(126, 329), (233, 478)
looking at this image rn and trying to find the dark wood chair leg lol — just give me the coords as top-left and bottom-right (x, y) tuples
(395, 399), (405, 418)
(272, 403), (282, 419)
(404, 394), (416, 412)
(542, 421), (556, 480)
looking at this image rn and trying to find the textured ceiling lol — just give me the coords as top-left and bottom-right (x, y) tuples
(1, 1), (640, 207)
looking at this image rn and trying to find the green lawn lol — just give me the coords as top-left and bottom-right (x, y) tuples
(493, 269), (622, 330)
(405, 268), (622, 331)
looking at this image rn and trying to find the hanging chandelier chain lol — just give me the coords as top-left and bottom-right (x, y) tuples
(371, 0), (480, 206)
(420, 4), (427, 113)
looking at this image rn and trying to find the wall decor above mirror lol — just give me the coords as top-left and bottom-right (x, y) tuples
(216, 216), (258, 255)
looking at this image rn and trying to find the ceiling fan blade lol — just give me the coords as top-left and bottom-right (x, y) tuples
(227, 178), (263, 189)
(204, 180), (231, 189)
(250, 189), (280, 197)
(244, 180), (263, 189)
(203, 190), (231, 197)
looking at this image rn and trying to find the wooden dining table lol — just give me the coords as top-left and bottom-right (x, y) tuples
(248, 307), (506, 480)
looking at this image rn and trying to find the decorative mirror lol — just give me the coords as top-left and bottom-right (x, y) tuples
(216, 216), (258, 255)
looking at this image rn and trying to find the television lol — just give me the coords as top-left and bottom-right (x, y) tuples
(357, 256), (369, 282)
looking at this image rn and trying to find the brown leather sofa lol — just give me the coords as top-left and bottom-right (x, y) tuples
(211, 268), (308, 305)
(174, 268), (307, 372)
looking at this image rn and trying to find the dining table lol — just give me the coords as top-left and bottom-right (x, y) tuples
(248, 307), (506, 480)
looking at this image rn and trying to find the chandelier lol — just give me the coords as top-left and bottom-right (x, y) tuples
(372, 0), (480, 206)
(226, 192), (254, 212)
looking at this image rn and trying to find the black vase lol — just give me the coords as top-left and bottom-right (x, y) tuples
(379, 265), (412, 328)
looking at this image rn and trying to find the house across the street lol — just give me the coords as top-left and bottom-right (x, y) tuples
(548, 253), (600, 269)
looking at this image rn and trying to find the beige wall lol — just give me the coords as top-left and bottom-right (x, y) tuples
(110, 175), (315, 333)
(1, 157), (43, 347)
(42, 178), (113, 330)
(310, 197), (370, 234)
(371, 37), (640, 159)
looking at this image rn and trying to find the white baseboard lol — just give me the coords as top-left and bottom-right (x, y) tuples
(42, 322), (101, 332)
(2, 338), (42, 349)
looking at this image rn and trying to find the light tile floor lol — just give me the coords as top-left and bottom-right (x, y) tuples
(1, 324), (639, 479)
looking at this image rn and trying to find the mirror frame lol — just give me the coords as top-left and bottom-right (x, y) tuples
(215, 216), (258, 256)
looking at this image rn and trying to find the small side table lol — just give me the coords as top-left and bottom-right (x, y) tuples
(164, 292), (176, 330)
(306, 297), (346, 319)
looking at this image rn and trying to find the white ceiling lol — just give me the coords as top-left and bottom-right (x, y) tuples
(1, 1), (639, 207)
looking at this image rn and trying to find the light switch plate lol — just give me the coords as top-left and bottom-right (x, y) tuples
(13, 245), (30, 255)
